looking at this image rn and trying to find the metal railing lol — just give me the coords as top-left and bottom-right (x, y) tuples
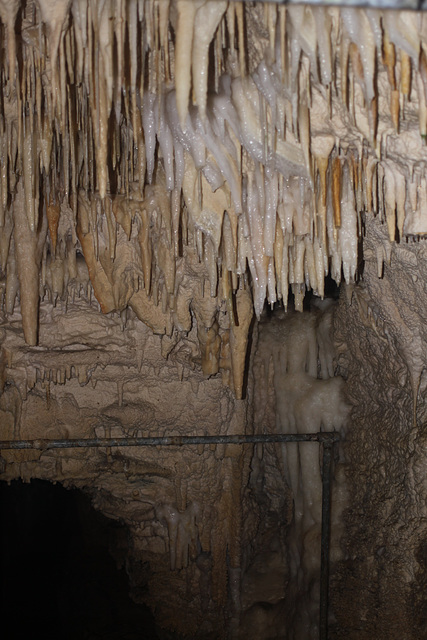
(0, 431), (340, 640)
(245, 0), (427, 11)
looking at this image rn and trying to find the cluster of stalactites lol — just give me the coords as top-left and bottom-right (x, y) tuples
(1, 0), (427, 387)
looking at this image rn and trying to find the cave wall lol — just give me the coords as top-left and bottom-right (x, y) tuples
(2, 1), (427, 638)
(0, 295), (254, 639)
(332, 216), (427, 640)
(3, 220), (427, 640)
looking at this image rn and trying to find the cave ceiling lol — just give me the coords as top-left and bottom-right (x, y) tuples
(0, 0), (426, 395)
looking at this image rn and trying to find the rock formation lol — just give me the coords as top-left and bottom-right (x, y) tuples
(1, 1), (427, 638)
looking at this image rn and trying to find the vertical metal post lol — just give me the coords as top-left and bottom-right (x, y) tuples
(0, 432), (339, 638)
(319, 440), (333, 640)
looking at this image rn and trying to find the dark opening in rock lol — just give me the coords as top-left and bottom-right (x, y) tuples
(0, 479), (159, 640)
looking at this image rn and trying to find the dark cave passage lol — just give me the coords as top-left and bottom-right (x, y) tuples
(0, 479), (159, 640)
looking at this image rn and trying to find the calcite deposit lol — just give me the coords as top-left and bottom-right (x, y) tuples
(1, 294), (253, 637)
(2, 1), (427, 638)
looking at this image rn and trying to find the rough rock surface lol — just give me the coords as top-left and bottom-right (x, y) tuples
(0, 295), (253, 638)
(3, 219), (427, 639)
(3, 2), (427, 638)
(332, 216), (427, 640)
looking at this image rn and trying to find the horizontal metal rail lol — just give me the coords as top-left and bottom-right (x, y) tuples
(0, 431), (339, 450)
(0, 430), (338, 640)
(249, 0), (427, 10)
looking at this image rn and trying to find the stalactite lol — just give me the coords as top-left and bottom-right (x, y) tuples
(229, 287), (253, 399)
(12, 181), (47, 345)
(0, 1), (426, 396)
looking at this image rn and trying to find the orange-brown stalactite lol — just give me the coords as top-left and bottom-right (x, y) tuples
(229, 287), (253, 400)
(13, 181), (47, 346)
(332, 156), (342, 230)
(129, 287), (171, 335)
(0, 1), (427, 398)
(0, 0), (19, 82)
(76, 197), (116, 314)
(46, 199), (60, 254)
